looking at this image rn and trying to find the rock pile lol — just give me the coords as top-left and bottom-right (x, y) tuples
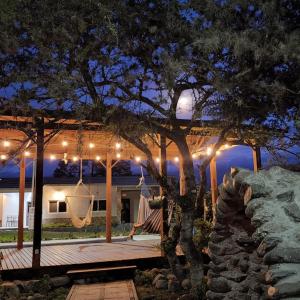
(0, 275), (70, 300)
(207, 166), (300, 299)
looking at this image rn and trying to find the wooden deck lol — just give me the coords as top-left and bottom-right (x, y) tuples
(0, 239), (180, 279)
(67, 280), (138, 300)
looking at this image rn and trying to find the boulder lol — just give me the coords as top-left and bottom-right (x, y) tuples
(181, 278), (191, 290)
(1, 282), (20, 298)
(152, 274), (165, 286)
(50, 275), (70, 288)
(168, 279), (180, 292)
(155, 279), (168, 290)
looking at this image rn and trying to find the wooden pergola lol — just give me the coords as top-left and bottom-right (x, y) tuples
(0, 114), (262, 270)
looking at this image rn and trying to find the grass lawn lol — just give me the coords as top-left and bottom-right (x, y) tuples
(0, 229), (131, 243)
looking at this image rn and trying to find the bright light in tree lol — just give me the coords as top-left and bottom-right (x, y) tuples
(50, 154), (56, 161)
(116, 153), (121, 159)
(177, 90), (194, 119)
(115, 142), (121, 149)
(95, 155), (101, 161)
(62, 141), (68, 147)
(0, 154), (7, 160)
(174, 156), (179, 163)
(3, 140), (10, 147)
(216, 150), (221, 156)
(135, 156), (141, 162)
(206, 147), (212, 155)
(89, 143), (95, 149)
(192, 153), (197, 159)
(155, 157), (160, 163)
(24, 151), (30, 157)
(224, 144), (229, 149)
(72, 156), (78, 162)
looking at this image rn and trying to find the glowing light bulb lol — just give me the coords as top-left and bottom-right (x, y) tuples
(24, 151), (30, 157)
(206, 147), (212, 155)
(72, 156), (78, 162)
(216, 150), (221, 156)
(174, 156), (179, 163)
(0, 154), (7, 160)
(89, 143), (95, 149)
(224, 144), (229, 149)
(192, 153), (197, 159)
(115, 142), (121, 150)
(3, 140), (10, 147)
(155, 157), (160, 163)
(135, 156), (141, 163)
(116, 153), (121, 159)
(95, 155), (101, 161)
(50, 154), (56, 161)
(62, 141), (68, 147)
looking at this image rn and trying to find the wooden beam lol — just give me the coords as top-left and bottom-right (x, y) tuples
(106, 152), (112, 243)
(32, 117), (44, 269)
(17, 155), (25, 250)
(252, 146), (262, 173)
(159, 135), (168, 244)
(210, 157), (218, 213)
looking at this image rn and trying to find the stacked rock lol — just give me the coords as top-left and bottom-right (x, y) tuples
(207, 166), (300, 299)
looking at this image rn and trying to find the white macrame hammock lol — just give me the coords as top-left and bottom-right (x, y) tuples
(135, 167), (153, 225)
(65, 159), (95, 228)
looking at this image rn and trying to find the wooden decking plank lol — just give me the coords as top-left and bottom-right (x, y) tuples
(6, 248), (24, 269)
(53, 245), (94, 264)
(14, 248), (32, 268)
(1, 239), (167, 273)
(7, 248), (29, 269)
(41, 246), (74, 266)
(67, 280), (138, 300)
(2, 249), (16, 270)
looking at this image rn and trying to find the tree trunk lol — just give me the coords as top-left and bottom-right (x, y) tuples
(176, 137), (204, 287)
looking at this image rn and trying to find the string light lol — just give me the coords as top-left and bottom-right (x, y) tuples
(224, 144), (229, 149)
(174, 156), (179, 163)
(192, 153), (197, 159)
(115, 142), (121, 150)
(89, 143), (95, 149)
(0, 154), (7, 160)
(62, 140), (68, 147)
(216, 150), (221, 156)
(3, 140), (10, 147)
(50, 154), (56, 161)
(95, 155), (101, 161)
(72, 156), (78, 162)
(24, 151), (30, 157)
(155, 157), (160, 163)
(135, 156), (141, 163)
(116, 153), (121, 159)
(206, 147), (212, 155)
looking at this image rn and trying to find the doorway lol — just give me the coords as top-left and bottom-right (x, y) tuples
(121, 199), (130, 223)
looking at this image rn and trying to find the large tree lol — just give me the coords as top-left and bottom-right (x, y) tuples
(0, 0), (299, 288)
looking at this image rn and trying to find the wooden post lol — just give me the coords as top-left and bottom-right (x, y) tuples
(252, 146), (262, 173)
(106, 152), (112, 243)
(159, 135), (168, 244)
(17, 155), (26, 250)
(32, 117), (44, 269)
(210, 156), (218, 211)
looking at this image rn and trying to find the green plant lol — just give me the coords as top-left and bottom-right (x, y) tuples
(193, 218), (212, 251)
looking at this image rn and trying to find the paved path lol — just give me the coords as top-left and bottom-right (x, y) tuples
(67, 280), (138, 300)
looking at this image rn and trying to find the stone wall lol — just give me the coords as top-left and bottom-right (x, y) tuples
(207, 167), (300, 299)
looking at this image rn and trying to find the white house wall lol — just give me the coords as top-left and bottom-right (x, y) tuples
(42, 183), (119, 223)
(0, 192), (32, 228)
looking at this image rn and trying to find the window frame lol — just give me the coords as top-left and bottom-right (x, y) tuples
(48, 200), (67, 213)
(91, 199), (106, 212)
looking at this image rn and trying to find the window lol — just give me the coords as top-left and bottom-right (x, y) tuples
(49, 201), (67, 213)
(92, 200), (106, 211)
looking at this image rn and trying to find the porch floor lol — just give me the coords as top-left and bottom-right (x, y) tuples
(0, 239), (181, 278)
